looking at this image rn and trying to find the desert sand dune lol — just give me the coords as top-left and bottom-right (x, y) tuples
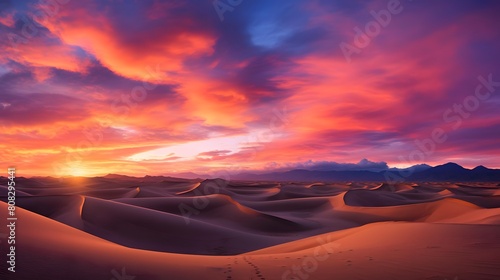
(2, 201), (500, 280)
(0, 185), (32, 197)
(1, 178), (500, 279)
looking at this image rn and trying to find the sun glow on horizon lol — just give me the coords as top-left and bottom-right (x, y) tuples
(64, 164), (95, 177)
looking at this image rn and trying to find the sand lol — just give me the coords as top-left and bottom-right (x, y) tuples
(1, 177), (499, 279)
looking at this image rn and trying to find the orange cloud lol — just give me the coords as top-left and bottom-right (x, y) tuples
(39, 3), (216, 82)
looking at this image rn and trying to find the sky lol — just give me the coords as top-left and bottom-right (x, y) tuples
(0, 0), (499, 177)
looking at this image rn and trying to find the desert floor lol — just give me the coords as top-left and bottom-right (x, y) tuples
(1, 177), (500, 280)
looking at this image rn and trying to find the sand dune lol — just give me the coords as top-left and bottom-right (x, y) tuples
(1, 178), (499, 279)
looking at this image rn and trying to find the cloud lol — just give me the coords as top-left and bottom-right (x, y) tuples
(197, 150), (233, 160)
(0, 93), (89, 126)
(0, 0), (499, 175)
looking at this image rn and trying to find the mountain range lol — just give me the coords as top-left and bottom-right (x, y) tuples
(225, 162), (500, 182)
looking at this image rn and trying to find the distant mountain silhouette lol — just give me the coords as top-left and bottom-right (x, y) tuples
(232, 163), (500, 182)
(406, 162), (469, 181)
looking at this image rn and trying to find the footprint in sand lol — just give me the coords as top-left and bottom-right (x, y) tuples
(243, 256), (267, 280)
(224, 260), (236, 280)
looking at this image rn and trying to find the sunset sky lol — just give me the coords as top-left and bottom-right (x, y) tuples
(0, 0), (499, 176)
